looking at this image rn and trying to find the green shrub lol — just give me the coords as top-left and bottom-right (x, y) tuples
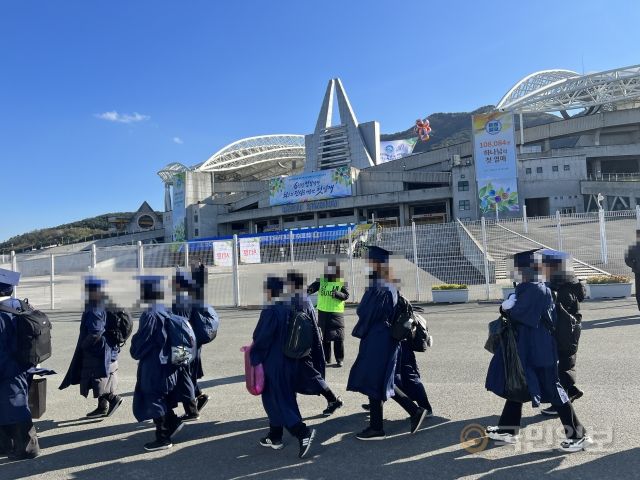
(586, 275), (630, 284)
(432, 284), (468, 290)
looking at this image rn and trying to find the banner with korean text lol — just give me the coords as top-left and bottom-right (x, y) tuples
(239, 237), (261, 264)
(213, 240), (233, 267)
(379, 138), (418, 163)
(269, 166), (353, 206)
(472, 112), (519, 214)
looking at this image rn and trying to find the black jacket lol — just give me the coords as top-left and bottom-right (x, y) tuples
(625, 243), (640, 273)
(549, 277), (585, 356)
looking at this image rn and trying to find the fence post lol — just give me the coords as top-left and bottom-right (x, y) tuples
(522, 205), (528, 234)
(598, 208), (608, 265)
(50, 254), (55, 310)
(556, 210), (563, 251)
(10, 251), (16, 299)
(137, 241), (144, 273)
(289, 230), (295, 266)
(91, 244), (97, 270)
(232, 234), (240, 307)
(636, 205), (640, 230)
(348, 227), (355, 302)
(495, 206), (499, 223)
(411, 221), (420, 302)
(480, 217), (491, 300)
(184, 242), (190, 268)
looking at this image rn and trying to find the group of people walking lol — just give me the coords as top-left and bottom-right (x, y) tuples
(0, 240), (596, 462)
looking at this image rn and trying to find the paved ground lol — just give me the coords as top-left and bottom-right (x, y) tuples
(2, 299), (640, 480)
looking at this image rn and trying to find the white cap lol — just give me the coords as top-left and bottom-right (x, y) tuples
(0, 268), (20, 287)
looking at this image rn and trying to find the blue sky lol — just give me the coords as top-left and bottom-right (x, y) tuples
(1, 0), (638, 242)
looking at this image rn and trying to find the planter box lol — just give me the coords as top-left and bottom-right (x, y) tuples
(501, 287), (515, 300)
(586, 283), (632, 299)
(432, 289), (469, 303)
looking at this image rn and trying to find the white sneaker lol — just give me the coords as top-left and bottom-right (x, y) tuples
(559, 436), (593, 453)
(486, 426), (518, 444)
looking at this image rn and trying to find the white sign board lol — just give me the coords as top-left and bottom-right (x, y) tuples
(239, 237), (261, 264)
(213, 240), (233, 267)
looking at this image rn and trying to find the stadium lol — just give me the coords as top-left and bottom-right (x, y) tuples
(159, 65), (640, 241)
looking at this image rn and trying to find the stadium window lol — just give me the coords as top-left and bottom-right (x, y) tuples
(536, 167), (543, 173)
(194, 228), (199, 237)
(564, 165), (570, 171)
(457, 180), (469, 191)
(458, 200), (470, 211)
(526, 168), (532, 174)
(194, 214), (199, 223)
(552, 165), (559, 172)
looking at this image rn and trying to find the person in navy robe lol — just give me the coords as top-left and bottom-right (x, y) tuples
(485, 250), (591, 452)
(0, 269), (40, 460)
(394, 340), (433, 416)
(171, 269), (201, 421)
(59, 277), (123, 418)
(130, 276), (186, 452)
(286, 271), (343, 416)
(250, 276), (316, 459)
(347, 246), (428, 440)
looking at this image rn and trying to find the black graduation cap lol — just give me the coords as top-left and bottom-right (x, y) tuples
(367, 246), (391, 263)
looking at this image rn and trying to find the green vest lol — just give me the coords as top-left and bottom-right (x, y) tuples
(317, 278), (345, 313)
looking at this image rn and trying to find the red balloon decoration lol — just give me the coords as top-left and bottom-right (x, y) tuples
(414, 118), (432, 141)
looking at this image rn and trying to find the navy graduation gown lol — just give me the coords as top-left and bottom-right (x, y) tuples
(250, 302), (302, 429)
(347, 286), (399, 401)
(0, 299), (32, 426)
(485, 281), (569, 407)
(130, 305), (180, 421)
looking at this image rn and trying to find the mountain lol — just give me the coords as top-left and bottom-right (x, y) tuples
(0, 213), (133, 254)
(381, 105), (562, 153)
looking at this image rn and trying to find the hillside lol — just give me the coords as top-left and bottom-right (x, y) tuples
(381, 106), (562, 152)
(0, 213), (133, 253)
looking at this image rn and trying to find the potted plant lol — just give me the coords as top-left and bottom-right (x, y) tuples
(585, 275), (632, 299)
(431, 284), (469, 303)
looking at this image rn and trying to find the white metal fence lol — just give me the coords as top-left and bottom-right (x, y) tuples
(2, 208), (639, 311)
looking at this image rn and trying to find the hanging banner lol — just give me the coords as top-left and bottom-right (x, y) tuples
(213, 240), (233, 267)
(239, 237), (261, 264)
(379, 138), (418, 163)
(172, 172), (186, 242)
(472, 111), (519, 214)
(477, 177), (519, 214)
(269, 166), (352, 206)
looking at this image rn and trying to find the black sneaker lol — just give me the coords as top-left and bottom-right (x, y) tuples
(410, 407), (427, 434)
(259, 436), (284, 450)
(541, 406), (558, 416)
(180, 412), (200, 422)
(361, 403), (371, 411)
(322, 397), (344, 416)
(569, 389), (584, 402)
(7, 450), (39, 461)
(106, 396), (123, 418)
(196, 394), (210, 412)
(144, 439), (172, 452)
(356, 427), (386, 441)
(168, 419), (185, 441)
(335, 361), (343, 368)
(298, 429), (316, 458)
(86, 407), (108, 419)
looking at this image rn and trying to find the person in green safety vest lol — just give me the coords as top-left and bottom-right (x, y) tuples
(307, 259), (349, 367)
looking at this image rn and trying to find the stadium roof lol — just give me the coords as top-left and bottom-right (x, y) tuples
(497, 65), (640, 114)
(158, 134), (305, 184)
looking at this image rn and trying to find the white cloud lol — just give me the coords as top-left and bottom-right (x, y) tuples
(173, 137), (184, 144)
(94, 111), (150, 124)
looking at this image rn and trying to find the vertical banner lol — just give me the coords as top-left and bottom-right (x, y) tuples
(472, 112), (519, 214)
(213, 240), (233, 267)
(239, 237), (261, 264)
(172, 172), (186, 241)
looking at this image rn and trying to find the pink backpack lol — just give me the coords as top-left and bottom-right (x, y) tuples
(241, 344), (264, 395)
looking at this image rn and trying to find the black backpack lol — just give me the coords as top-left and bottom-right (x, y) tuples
(283, 308), (314, 359)
(410, 311), (431, 352)
(190, 306), (219, 345)
(391, 294), (414, 342)
(0, 299), (52, 366)
(104, 308), (133, 348)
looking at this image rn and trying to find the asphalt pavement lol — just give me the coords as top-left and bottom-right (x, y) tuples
(2, 299), (640, 480)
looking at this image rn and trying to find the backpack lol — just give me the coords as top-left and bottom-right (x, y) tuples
(410, 312), (433, 352)
(0, 299), (52, 366)
(190, 306), (219, 345)
(283, 308), (314, 359)
(104, 308), (133, 348)
(391, 294), (414, 342)
(164, 313), (197, 366)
